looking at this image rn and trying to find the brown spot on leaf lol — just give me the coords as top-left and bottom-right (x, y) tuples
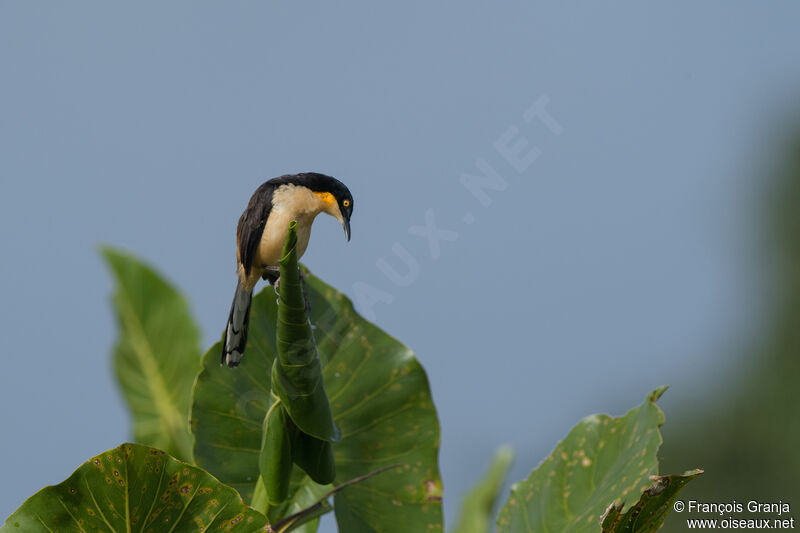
(424, 479), (443, 503)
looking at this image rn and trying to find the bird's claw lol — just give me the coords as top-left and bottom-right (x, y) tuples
(269, 266), (310, 314)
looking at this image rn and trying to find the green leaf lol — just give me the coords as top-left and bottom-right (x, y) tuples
(1, 443), (266, 533)
(267, 470), (331, 533)
(497, 388), (681, 533)
(272, 221), (340, 443)
(260, 397), (293, 504)
(290, 427), (336, 487)
(601, 470), (703, 533)
(101, 246), (200, 463)
(191, 268), (443, 532)
(451, 446), (514, 533)
(272, 464), (402, 533)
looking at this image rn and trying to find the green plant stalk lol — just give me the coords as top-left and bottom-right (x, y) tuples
(251, 476), (270, 516)
(255, 221), (342, 516)
(260, 393), (293, 505)
(273, 220), (340, 443)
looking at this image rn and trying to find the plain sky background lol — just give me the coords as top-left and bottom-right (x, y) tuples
(2, 2), (800, 530)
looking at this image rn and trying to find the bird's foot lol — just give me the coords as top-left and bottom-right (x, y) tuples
(273, 276), (281, 298)
(261, 265), (281, 297)
(264, 266), (310, 314)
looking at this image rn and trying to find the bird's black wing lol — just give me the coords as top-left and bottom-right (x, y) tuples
(237, 182), (274, 277)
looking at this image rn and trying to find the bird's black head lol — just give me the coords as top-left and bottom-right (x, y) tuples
(273, 172), (354, 240)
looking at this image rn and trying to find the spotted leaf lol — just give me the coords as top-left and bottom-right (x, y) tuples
(601, 470), (703, 533)
(1, 443), (266, 532)
(496, 388), (693, 533)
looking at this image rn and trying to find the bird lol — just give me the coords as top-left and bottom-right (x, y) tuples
(221, 172), (353, 368)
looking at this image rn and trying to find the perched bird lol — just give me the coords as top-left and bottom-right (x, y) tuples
(221, 173), (353, 367)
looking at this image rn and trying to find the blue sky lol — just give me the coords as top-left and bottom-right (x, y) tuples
(2, 2), (799, 529)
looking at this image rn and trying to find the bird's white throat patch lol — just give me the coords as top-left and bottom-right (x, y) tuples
(272, 184), (327, 217)
(255, 184), (341, 269)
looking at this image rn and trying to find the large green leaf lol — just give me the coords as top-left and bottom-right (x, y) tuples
(601, 470), (703, 533)
(102, 247), (201, 463)
(496, 388), (697, 533)
(451, 446), (514, 533)
(191, 268), (443, 532)
(1, 443), (266, 532)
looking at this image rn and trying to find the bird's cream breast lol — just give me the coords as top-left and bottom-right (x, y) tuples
(255, 184), (324, 268)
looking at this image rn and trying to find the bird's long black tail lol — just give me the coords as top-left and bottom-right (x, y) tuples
(221, 281), (252, 367)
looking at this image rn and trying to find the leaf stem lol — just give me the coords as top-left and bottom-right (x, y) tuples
(272, 463), (404, 532)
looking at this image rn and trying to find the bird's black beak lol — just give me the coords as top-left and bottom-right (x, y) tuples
(343, 217), (351, 242)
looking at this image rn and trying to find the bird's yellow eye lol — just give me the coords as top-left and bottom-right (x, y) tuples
(343, 200), (350, 207)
